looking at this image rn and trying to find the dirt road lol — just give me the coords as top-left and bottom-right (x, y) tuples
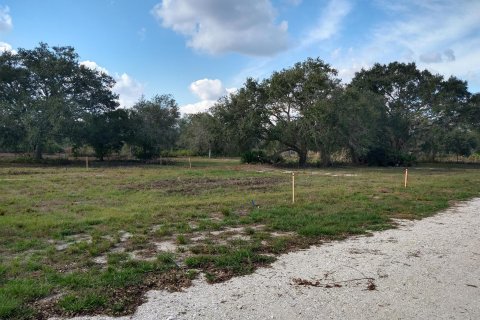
(62, 198), (480, 320)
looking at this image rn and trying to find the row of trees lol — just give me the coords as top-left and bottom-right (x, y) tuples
(1, 44), (479, 165)
(82, 95), (179, 160)
(0, 44), (179, 161)
(184, 59), (479, 166)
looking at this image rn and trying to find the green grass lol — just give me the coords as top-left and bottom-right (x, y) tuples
(1, 158), (480, 318)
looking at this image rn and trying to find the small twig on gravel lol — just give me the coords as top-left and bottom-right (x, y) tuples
(292, 277), (375, 289)
(366, 279), (377, 291)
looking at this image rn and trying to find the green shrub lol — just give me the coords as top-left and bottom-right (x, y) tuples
(241, 150), (269, 164)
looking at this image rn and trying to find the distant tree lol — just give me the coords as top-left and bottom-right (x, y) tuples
(0, 43), (118, 159)
(332, 87), (385, 164)
(83, 109), (130, 161)
(211, 78), (268, 155)
(211, 58), (343, 166)
(178, 112), (218, 156)
(466, 93), (480, 128)
(350, 62), (478, 163)
(420, 76), (473, 161)
(129, 95), (180, 159)
(351, 62), (434, 155)
(0, 51), (30, 152)
(263, 58), (340, 166)
(444, 129), (477, 161)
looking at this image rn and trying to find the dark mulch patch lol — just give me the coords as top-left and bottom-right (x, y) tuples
(126, 176), (285, 195)
(32, 269), (192, 319)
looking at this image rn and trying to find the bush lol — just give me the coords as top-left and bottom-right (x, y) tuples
(362, 148), (416, 166)
(240, 150), (270, 164)
(160, 149), (193, 157)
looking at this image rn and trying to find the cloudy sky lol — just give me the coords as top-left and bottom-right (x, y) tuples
(1, 0), (479, 113)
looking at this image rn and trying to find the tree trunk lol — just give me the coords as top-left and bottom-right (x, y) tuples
(34, 144), (43, 160)
(317, 145), (331, 167)
(349, 146), (359, 164)
(321, 152), (331, 167)
(298, 149), (308, 167)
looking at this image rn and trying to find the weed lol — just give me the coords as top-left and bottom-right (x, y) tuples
(58, 292), (107, 313)
(204, 272), (216, 283)
(244, 227), (255, 235)
(185, 269), (198, 280)
(155, 226), (173, 238)
(270, 237), (289, 253)
(157, 252), (176, 265)
(107, 253), (129, 266)
(128, 234), (149, 250)
(221, 207), (232, 217)
(176, 235), (188, 245)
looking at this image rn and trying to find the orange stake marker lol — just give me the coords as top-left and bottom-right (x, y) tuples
(292, 172), (295, 204)
(404, 168), (408, 188)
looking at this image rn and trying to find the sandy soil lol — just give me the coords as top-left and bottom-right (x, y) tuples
(59, 198), (480, 320)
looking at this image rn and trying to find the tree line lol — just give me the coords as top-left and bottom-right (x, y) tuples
(0, 43), (179, 161)
(1, 44), (479, 166)
(203, 58), (480, 166)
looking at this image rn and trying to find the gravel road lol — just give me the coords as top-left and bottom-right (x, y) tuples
(60, 198), (480, 320)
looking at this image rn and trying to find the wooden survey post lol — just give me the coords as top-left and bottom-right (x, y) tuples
(292, 172), (295, 204)
(404, 168), (408, 188)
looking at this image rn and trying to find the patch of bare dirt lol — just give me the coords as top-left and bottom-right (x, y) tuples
(50, 234), (93, 251)
(125, 176), (284, 195)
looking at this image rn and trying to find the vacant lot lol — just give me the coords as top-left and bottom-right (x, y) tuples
(1, 158), (480, 319)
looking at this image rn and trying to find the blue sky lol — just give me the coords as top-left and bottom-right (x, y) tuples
(0, 0), (479, 113)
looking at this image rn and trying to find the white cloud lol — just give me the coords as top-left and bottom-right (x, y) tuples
(113, 73), (145, 108)
(80, 60), (109, 74)
(0, 41), (13, 53)
(181, 78), (235, 114)
(328, 0), (480, 91)
(181, 100), (217, 114)
(151, 0), (289, 56)
(0, 6), (12, 31)
(190, 79), (226, 101)
(80, 60), (144, 107)
(302, 0), (352, 46)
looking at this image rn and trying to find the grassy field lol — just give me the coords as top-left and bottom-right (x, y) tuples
(1, 158), (480, 318)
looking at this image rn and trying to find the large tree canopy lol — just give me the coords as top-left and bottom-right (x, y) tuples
(212, 58), (342, 166)
(351, 62), (476, 163)
(83, 109), (130, 161)
(211, 78), (268, 155)
(0, 43), (118, 158)
(178, 112), (220, 157)
(129, 95), (180, 160)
